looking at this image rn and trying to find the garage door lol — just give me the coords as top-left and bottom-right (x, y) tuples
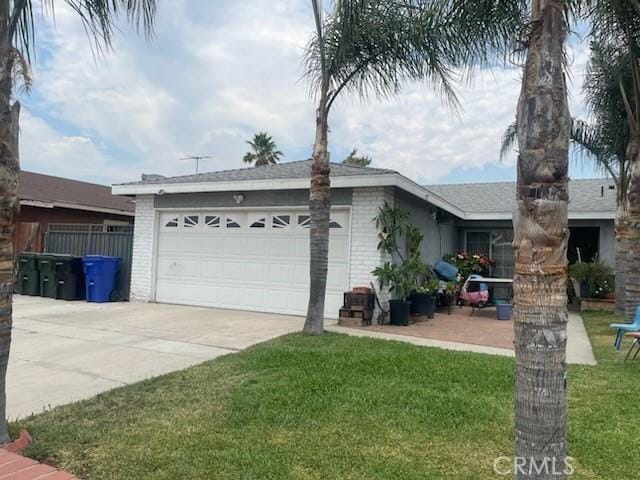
(154, 209), (350, 316)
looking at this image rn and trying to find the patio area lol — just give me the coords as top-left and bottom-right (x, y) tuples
(363, 306), (514, 350)
(332, 305), (597, 365)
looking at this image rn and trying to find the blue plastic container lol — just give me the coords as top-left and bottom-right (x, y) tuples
(433, 260), (458, 282)
(496, 302), (513, 321)
(82, 255), (120, 303)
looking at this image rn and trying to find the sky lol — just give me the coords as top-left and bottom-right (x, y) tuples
(18, 0), (602, 187)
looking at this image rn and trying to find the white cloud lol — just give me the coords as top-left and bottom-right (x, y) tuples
(17, 1), (593, 186)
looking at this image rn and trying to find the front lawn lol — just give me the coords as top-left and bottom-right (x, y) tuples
(12, 311), (638, 479)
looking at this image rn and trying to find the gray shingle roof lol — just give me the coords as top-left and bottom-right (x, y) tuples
(425, 178), (617, 215)
(120, 159), (396, 186)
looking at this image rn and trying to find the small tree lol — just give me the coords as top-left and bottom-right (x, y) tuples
(242, 132), (283, 167)
(342, 148), (371, 166)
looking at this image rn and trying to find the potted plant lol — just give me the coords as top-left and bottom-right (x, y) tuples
(372, 202), (425, 326)
(372, 261), (418, 325)
(569, 260), (614, 299)
(410, 278), (439, 318)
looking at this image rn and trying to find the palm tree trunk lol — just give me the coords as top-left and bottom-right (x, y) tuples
(614, 209), (629, 316)
(625, 134), (640, 322)
(513, 1), (570, 478)
(303, 98), (330, 335)
(0, 6), (20, 442)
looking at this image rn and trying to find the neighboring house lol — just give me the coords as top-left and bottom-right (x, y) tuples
(15, 171), (135, 252)
(113, 160), (615, 317)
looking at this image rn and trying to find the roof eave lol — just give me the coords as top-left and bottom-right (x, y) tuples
(20, 199), (135, 217)
(112, 173), (467, 218)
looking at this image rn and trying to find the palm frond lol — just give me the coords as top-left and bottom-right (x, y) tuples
(499, 120), (518, 161)
(11, 0), (157, 63)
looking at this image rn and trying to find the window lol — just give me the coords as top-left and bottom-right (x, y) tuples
(250, 217), (266, 228)
(466, 231), (490, 255)
(226, 217), (241, 229)
(205, 215), (220, 228)
(297, 215), (310, 229)
(464, 230), (515, 278)
(272, 215), (290, 229)
(183, 215), (199, 228)
(165, 217), (178, 228)
(296, 215), (341, 229)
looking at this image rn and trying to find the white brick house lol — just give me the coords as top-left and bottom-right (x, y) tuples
(113, 160), (616, 317)
(113, 160), (461, 317)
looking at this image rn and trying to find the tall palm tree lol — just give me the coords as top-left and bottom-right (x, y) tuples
(0, 0), (157, 444)
(586, 1), (640, 321)
(242, 132), (283, 167)
(512, 1), (571, 476)
(302, 0), (527, 335)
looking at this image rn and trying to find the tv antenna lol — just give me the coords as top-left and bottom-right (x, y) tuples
(180, 154), (214, 175)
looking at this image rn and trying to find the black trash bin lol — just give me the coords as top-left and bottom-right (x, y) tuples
(17, 252), (39, 296)
(54, 255), (85, 300)
(38, 254), (85, 300)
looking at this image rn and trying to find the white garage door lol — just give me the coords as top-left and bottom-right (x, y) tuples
(154, 209), (350, 316)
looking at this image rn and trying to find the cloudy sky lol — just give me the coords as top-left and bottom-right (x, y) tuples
(18, 0), (599, 187)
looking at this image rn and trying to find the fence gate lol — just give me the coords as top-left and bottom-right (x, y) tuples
(45, 224), (134, 300)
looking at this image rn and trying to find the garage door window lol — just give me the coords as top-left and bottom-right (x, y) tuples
(226, 217), (241, 229)
(183, 215), (199, 228)
(329, 219), (342, 229)
(250, 217), (266, 228)
(164, 217), (179, 228)
(297, 215), (311, 229)
(272, 215), (290, 229)
(205, 215), (220, 228)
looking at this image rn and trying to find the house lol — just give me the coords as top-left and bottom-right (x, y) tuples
(15, 171), (135, 252)
(113, 160), (615, 317)
(426, 179), (617, 278)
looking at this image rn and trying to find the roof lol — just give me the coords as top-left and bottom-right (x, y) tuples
(20, 171), (135, 216)
(119, 159), (396, 186)
(113, 160), (466, 218)
(426, 178), (616, 220)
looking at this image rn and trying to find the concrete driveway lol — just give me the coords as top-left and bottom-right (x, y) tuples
(8, 295), (305, 420)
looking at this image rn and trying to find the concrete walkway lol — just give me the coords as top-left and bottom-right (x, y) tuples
(330, 311), (597, 366)
(8, 295), (304, 420)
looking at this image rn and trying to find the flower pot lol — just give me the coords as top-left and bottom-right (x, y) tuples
(409, 293), (437, 319)
(579, 281), (591, 299)
(496, 302), (513, 321)
(389, 299), (411, 326)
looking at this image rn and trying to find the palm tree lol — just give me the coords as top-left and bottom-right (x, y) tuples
(342, 148), (371, 167)
(511, 2), (571, 475)
(302, 0), (527, 335)
(242, 132), (283, 166)
(0, 0), (157, 444)
(585, 1), (640, 322)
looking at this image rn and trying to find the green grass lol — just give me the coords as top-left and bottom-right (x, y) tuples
(11, 311), (639, 479)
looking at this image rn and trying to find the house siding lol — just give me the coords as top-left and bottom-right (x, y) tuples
(393, 189), (457, 266)
(350, 187), (394, 307)
(129, 195), (155, 302)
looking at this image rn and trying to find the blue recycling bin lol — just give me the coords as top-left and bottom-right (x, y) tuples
(82, 255), (121, 303)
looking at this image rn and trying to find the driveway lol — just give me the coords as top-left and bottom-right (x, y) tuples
(8, 295), (306, 420)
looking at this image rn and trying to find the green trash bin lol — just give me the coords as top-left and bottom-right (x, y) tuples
(17, 252), (39, 296)
(38, 254), (85, 300)
(38, 254), (57, 298)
